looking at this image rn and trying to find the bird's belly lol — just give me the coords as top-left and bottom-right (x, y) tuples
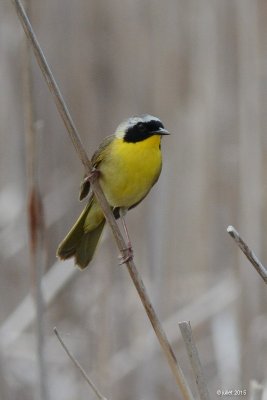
(99, 137), (162, 208)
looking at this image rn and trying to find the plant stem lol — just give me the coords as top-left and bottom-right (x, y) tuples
(179, 321), (210, 400)
(227, 226), (267, 284)
(22, 1), (48, 398)
(54, 328), (108, 400)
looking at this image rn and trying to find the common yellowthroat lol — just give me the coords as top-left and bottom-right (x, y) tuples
(57, 114), (169, 269)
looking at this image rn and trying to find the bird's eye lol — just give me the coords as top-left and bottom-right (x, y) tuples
(137, 122), (146, 132)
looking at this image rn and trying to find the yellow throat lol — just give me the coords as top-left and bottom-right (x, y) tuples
(99, 134), (162, 208)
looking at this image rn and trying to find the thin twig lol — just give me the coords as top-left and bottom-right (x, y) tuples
(22, 1), (48, 399)
(53, 327), (108, 400)
(179, 321), (210, 400)
(227, 226), (267, 284)
(11, 1), (194, 398)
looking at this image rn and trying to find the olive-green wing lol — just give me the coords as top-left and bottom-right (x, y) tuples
(91, 134), (114, 166)
(79, 135), (115, 201)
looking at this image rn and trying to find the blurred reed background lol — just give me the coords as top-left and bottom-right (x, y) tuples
(0, 0), (267, 399)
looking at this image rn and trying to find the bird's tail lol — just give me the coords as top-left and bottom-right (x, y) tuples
(57, 195), (105, 269)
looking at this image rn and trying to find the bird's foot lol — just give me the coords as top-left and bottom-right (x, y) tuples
(118, 245), (134, 265)
(85, 168), (100, 183)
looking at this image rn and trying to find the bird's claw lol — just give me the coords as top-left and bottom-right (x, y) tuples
(85, 168), (100, 183)
(118, 245), (134, 265)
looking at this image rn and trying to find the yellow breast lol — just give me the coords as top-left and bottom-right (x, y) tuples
(99, 135), (162, 208)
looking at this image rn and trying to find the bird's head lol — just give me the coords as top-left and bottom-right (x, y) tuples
(115, 114), (169, 143)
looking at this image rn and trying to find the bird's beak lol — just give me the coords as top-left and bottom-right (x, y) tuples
(153, 128), (170, 135)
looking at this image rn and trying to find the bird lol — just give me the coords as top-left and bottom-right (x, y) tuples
(57, 114), (169, 269)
